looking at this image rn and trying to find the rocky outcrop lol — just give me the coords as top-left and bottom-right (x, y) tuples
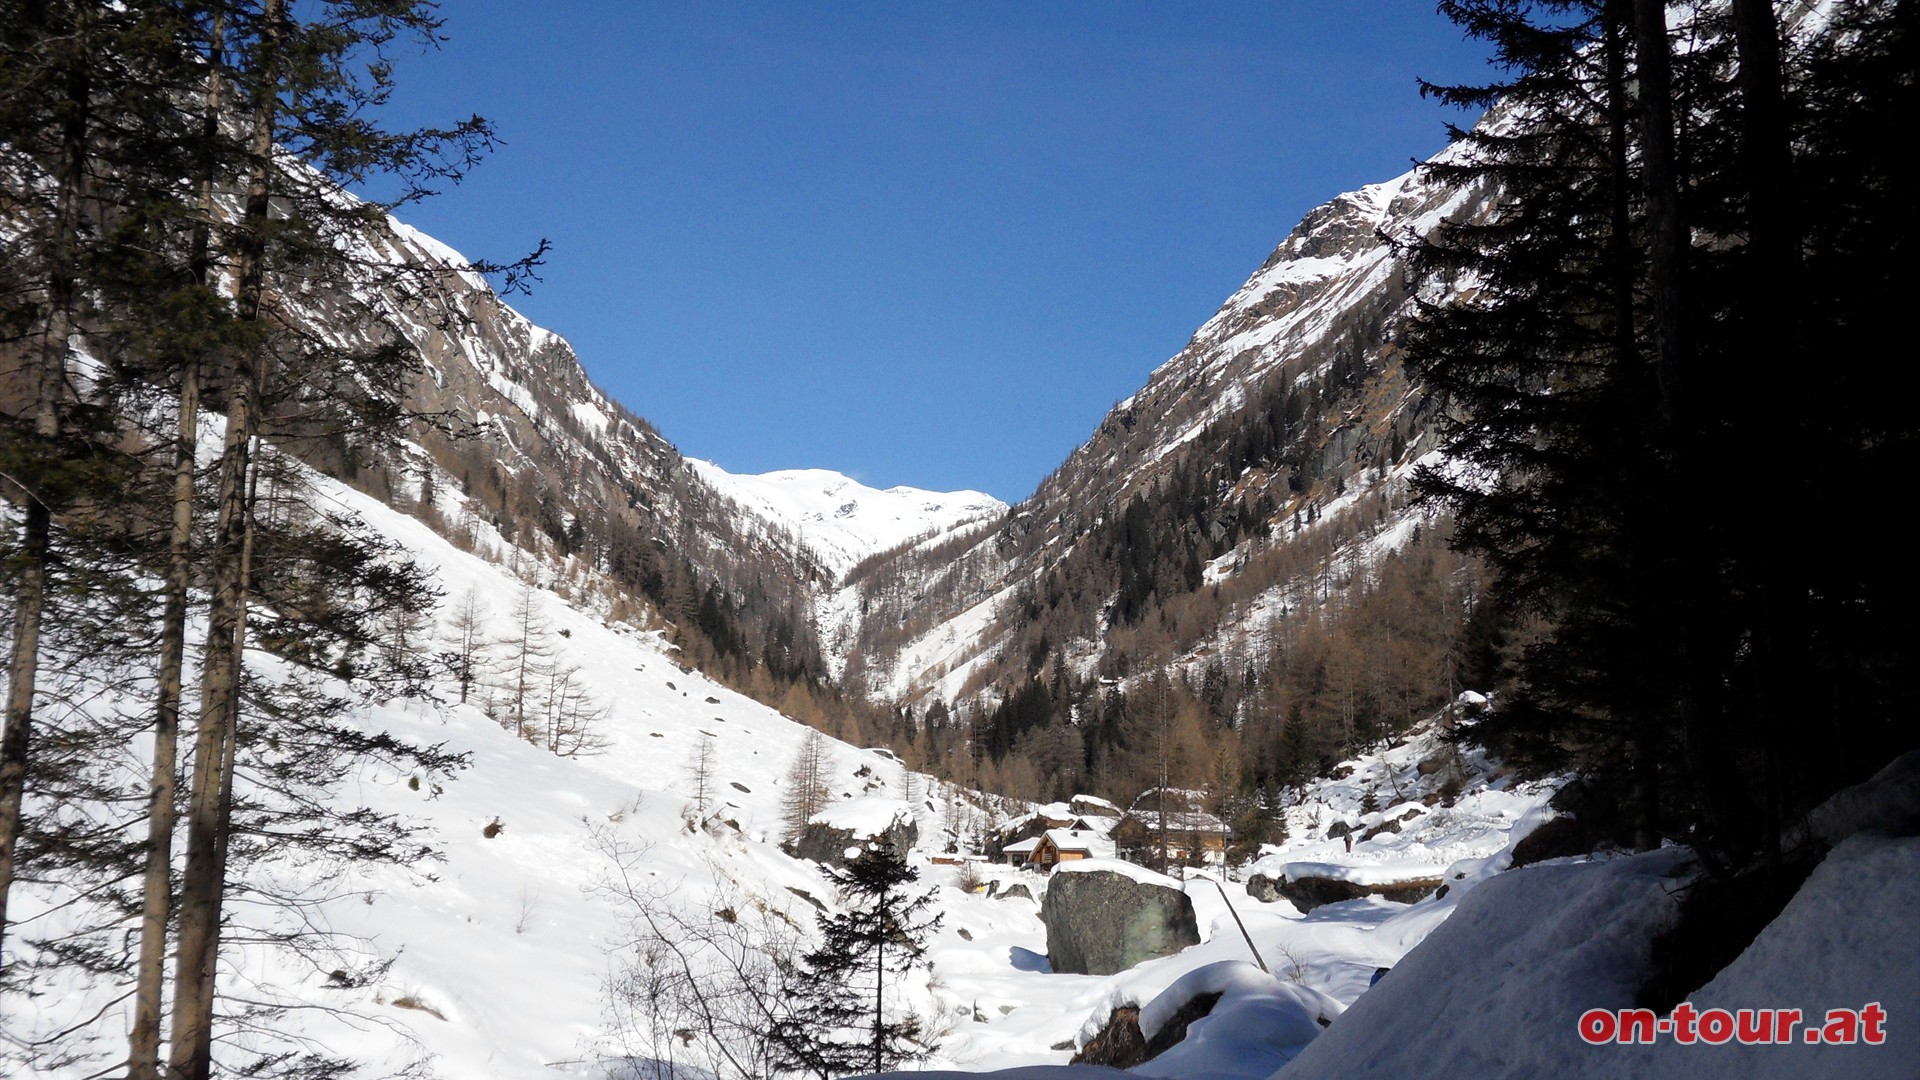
(997, 882), (1033, 901)
(781, 813), (917, 870)
(1071, 1006), (1147, 1067)
(1245, 873), (1284, 903)
(1363, 807), (1424, 841)
(1275, 875), (1441, 912)
(1070, 991), (1223, 1069)
(1509, 814), (1594, 868)
(1041, 868), (1200, 975)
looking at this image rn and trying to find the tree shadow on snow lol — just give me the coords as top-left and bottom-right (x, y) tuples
(598, 1056), (721, 1080)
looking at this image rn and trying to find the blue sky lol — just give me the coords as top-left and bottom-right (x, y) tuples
(378, 3), (1490, 502)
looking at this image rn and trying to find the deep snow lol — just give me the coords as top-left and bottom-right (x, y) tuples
(688, 461), (1006, 581)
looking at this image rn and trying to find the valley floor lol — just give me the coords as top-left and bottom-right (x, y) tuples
(9, 462), (1913, 1080)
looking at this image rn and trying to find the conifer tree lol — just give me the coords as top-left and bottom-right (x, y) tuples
(1407, 0), (1682, 848)
(1411, 0), (1919, 871)
(5, 1), (522, 1074)
(771, 836), (940, 1079)
(686, 736), (718, 818)
(0, 0), (191, 975)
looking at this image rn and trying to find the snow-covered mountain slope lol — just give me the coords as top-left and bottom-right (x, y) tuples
(831, 151), (1483, 708)
(3, 440), (1545, 1080)
(689, 461), (1006, 581)
(298, 199), (850, 687)
(0, 404), (1548, 1080)
(2, 451), (969, 1079)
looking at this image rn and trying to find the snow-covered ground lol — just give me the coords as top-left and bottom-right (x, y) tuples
(16, 450), (1909, 1080)
(921, 713), (1560, 1077)
(689, 460), (1006, 581)
(2, 458), (954, 1078)
(0, 438), (1559, 1080)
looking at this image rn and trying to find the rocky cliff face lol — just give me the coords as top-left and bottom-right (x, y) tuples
(827, 156), (1488, 711)
(294, 137), (1490, 728)
(297, 212), (844, 678)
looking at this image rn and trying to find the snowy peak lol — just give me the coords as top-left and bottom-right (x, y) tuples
(689, 461), (1007, 580)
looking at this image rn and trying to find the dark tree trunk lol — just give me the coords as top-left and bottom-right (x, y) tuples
(0, 13), (89, 971)
(1730, 0), (1803, 877)
(168, 4), (282, 1075)
(131, 12), (226, 1074)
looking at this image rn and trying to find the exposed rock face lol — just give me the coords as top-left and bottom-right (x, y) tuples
(1275, 875), (1441, 912)
(1072, 990), (1227, 1068)
(1070, 795), (1120, 818)
(1363, 807), (1424, 841)
(1509, 815), (1594, 868)
(997, 882), (1033, 901)
(781, 814), (918, 869)
(1141, 990), (1224, 1060)
(1041, 869), (1200, 975)
(829, 154), (1487, 718)
(1071, 1006), (1147, 1067)
(1245, 873), (1284, 903)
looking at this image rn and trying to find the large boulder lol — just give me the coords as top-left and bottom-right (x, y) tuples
(1041, 864), (1200, 975)
(1245, 859), (1442, 911)
(1244, 873), (1285, 903)
(1277, 874), (1441, 912)
(781, 797), (918, 869)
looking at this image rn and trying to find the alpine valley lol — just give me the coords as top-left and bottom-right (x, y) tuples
(3, 4), (1915, 1080)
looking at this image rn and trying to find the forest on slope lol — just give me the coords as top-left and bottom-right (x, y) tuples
(1, 0), (1915, 1076)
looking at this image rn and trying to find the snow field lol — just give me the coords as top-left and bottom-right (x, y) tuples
(4, 461), (1591, 1080)
(688, 460), (1006, 582)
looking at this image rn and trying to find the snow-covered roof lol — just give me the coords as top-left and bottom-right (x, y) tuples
(1001, 836), (1042, 855)
(1043, 829), (1116, 859)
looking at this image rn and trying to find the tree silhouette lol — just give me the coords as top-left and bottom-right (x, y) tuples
(771, 835), (940, 1078)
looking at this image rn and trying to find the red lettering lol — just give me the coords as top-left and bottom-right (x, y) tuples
(1862, 1002), (1887, 1045)
(1699, 1008), (1735, 1044)
(1671, 1002), (1699, 1044)
(1579, 1008), (1617, 1045)
(1619, 1008), (1657, 1044)
(1577, 1001), (1879, 1047)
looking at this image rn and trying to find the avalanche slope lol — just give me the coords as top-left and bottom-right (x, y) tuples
(3, 456), (959, 1080)
(689, 460), (1006, 581)
(4, 444), (1557, 1080)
